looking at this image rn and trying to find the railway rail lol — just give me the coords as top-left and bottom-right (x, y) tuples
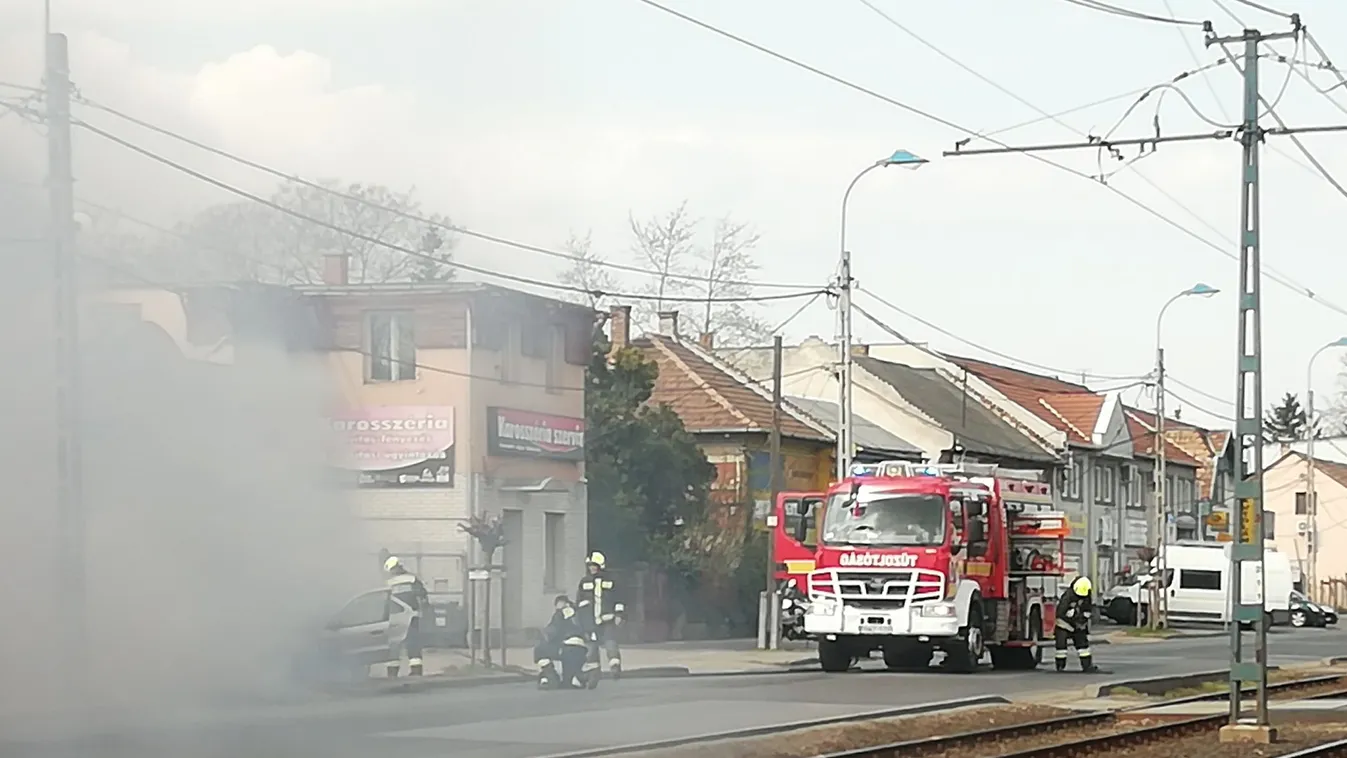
(815, 675), (1347, 758)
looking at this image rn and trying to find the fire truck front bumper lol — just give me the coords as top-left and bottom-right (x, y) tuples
(804, 598), (961, 638)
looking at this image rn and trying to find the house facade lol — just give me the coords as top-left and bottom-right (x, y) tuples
(305, 257), (595, 636)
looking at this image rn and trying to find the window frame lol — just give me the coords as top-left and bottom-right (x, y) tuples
(365, 310), (417, 383)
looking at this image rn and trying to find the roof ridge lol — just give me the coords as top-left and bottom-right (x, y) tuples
(680, 337), (833, 440)
(649, 336), (755, 429)
(1039, 397), (1092, 444)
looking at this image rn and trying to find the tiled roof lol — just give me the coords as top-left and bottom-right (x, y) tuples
(1273, 451), (1347, 490)
(1040, 392), (1105, 445)
(1123, 410), (1201, 467)
(635, 334), (831, 442)
(1126, 406), (1229, 495)
(854, 355), (1057, 463)
(946, 355), (1090, 394)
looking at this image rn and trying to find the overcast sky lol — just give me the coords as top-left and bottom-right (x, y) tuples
(2, 0), (1346, 430)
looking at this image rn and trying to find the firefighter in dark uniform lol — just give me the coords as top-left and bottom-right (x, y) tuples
(1055, 575), (1096, 672)
(384, 556), (430, 678)
(576, 551), (624, 680)
(534, 595), (592, 689)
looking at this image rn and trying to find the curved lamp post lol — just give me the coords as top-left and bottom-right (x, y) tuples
(836, 149), (928, 478)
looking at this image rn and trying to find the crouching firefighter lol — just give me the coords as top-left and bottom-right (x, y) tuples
(534, 595), (593, 689)
(384, 556), (430, 678)
(576, 551), (624, 680)
(1055, 575), (1096, 673)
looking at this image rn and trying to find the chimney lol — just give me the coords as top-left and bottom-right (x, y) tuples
(609, 305), (631, 349)
(658, 310), (679, 339)
(322, 253), (350, 286)
(851, 343), (869, 357)
(698, 332), (714, 350)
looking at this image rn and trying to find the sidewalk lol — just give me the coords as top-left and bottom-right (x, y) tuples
(409, 641), (817, 678)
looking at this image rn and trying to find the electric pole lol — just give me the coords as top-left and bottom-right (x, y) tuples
(1154, 346), (1168, 631)
(941, 14), (1345, 739)
(767, 335), (783, 650)
(46, 31), (86, 702)
(836, 250), (853, 480)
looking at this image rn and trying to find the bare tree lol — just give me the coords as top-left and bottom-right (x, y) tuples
(626, 202), (770, 347)
(628, 201), (698, 329)
(693, 217), (770, 347)
(168, 180), (456, 284)
(558, 230), (617, 311)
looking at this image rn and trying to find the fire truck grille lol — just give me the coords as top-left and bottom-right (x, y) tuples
(807, 568), (945, 603)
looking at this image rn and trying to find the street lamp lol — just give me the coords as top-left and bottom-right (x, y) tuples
(836, 149), (928, 479)
(1151, 282), (1219, 629)
(1305, 336), (1347, 600)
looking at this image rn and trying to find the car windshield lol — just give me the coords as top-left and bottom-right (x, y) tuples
(821, 492), (946, 547)
(1291, 590), (1308, 602)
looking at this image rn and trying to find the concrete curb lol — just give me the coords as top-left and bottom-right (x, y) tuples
(329, 662), (822, 695)
(1086, 666), (1282, 699)
(530, 695), (1013, 758)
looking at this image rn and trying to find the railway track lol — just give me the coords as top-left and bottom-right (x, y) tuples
(816, 675), (1347, 758)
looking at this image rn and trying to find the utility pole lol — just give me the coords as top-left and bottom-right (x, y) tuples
(767, 335), (784, 650)
(46, 31), (85, 702)
(1153, 349), (1168, 632)
(836, 251), (853, 480)
(940, 14), (1340, 739)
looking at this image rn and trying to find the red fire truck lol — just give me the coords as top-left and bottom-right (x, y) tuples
(781, 461), (1069, 673)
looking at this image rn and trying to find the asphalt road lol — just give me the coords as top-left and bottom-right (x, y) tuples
(7, 627), (1345, 758)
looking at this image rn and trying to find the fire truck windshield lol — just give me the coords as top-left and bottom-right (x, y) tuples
(820, 493), (947, 547)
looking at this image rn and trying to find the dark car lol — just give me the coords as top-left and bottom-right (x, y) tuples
(1289, 590), (1329, 628)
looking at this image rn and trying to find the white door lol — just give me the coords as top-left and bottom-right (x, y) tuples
(1171, 567), (1224, 621)
(325, 588), (395, 667)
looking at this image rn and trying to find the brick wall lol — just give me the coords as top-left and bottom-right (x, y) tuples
(353, 478), (470, 596)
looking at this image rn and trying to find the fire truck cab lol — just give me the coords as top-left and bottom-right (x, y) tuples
(796, 461), (1068, 673)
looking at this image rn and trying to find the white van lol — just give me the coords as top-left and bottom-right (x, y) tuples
(1102, 542), (1292, 626)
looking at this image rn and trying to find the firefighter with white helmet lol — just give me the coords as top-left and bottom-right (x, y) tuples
(576, 551), (624, 680)
(384, 556), (430, 678)
(1054, 575), (1097, 672)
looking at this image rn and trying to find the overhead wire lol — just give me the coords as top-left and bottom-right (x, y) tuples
(1215, 39), (1347, 202)
(71, 96), (818, 293)
(1057, 0), (1207, 27)
(1227, 0), (1294, 19)
(78, 249), (825, 399)
(72, 117), (826, 306)
(854, 287), (1146, 382)
(630, 0), (1347, 321)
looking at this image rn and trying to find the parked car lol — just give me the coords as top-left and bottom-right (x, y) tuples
(292, 587), (414, 684)
(1289, 590), (1337, 628)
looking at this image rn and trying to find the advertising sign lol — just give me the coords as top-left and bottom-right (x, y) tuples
(329, 406), (455, 488)
(487, 407), (585, 460)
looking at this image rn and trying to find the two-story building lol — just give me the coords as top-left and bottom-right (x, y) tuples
(306, 255), (594, 637)
(945, 357), (1207, 586)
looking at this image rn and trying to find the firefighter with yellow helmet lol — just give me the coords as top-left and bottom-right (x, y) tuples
(576, 551), (624, 680)
(1054, 575), (1097, 672)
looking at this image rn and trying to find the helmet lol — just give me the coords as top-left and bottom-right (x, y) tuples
(586, 551), (606, 569)
(1072, 576), (1092, 597)
(383, 556), (401, 573)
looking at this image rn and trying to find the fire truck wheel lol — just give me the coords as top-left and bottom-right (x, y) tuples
(945, 602), (985, 673)
(989, 607), (1042, 671)
(818, 639), (853, 673)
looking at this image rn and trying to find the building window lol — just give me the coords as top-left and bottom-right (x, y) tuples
(1295, 492), (1309, 515)
(1094, 464), (1115, 504)
(1061, 456), (1083, 501)
(544, 513), (565, 591)
(546, 324), (563, 394)
(366, 311), (415, 382)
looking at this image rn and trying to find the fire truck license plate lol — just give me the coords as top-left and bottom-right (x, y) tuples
(859, 619), (892, 634)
